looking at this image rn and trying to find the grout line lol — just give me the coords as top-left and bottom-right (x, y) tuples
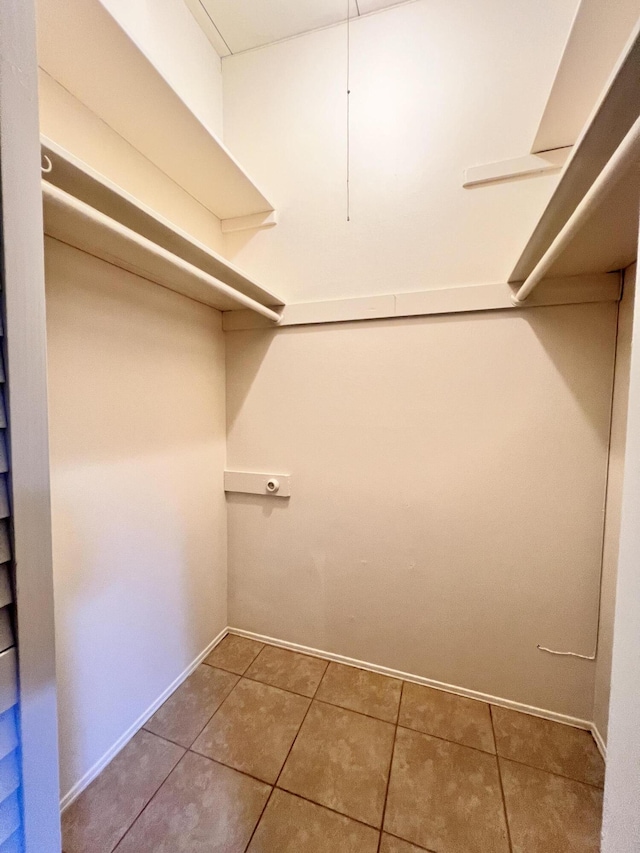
(242, 786), (275, 852)
(269, 787), (383, 834)
(311, 658), (331, 699)
(273, 693), (316, 788)
(376, 680), (404, 851)
(187, 746), (275, 789)
(393, 722), (497, 759)
(381, 831), (438, 852)
(110, 750), (191, 852)
(144, 670), (240, 755)
(239, 641), (269, 677)
(490, 706), (514, 853)
(140, 727), (188, 752)
(495, 754), (604, 791)
(184, 678), (240, 750)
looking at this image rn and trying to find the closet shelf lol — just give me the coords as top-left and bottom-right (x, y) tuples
(510, 24), (640, 284)
(36, 0), (275, 223)
(41, 136), (284, 310)
(43, 182), (282, 322)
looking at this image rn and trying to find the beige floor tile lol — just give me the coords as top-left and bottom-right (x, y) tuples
(315, 662), (402, 723)
(192, 678), (310, 783)
(144, 664), (238, 747)
(278, 700), (395, 827)
(492, 706), (605, 787)
(500, 757), (603, 853)
(246, 645), (328, 697)
(204, 634), (264, 675)
(380, 833), (432, 852)
(398, 681), (495, 753)
(114, 751), (271, 853)
(247, 789), (380, 852)
(384, 726), (509, 853)
(62, 730), (184, 853)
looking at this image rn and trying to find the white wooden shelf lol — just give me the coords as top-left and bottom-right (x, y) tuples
(42, 136), (284, 311)
(43, 181), (282, 321)
(510, 24), (640, 284)
(36, 0), (275, 223)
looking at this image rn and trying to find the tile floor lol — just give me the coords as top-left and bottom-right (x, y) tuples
(62, 633), (605, 853)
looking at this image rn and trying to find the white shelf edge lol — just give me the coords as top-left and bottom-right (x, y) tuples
(41, 136), (284, 309)
(221, 211), (278, 233)
(222, 274), (621, 331)
(43, 181), (282, 322)
(36, 0), (274, 220)
(511, 22), (640, 283)
(463, 149), (571, 188)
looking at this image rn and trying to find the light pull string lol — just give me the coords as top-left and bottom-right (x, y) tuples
(346, 0), (351, 222)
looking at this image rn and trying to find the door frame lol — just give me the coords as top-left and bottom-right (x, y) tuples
(0, 1), (61, 849)
(601, 236), (640, 851)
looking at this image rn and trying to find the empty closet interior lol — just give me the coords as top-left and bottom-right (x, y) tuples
(31, 0), (640, 848)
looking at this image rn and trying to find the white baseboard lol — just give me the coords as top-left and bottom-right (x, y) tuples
(60, 626), (229, 812)
(61, 623), (605, 814)
(230, 627), (596, 733)
(591, 723), (607, 760)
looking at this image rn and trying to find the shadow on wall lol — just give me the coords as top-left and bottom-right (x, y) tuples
(225, 491), (290, 520)
(226, 302), (619, 449)
(524, 301), (618, 449)
(225, 328), (277, 433)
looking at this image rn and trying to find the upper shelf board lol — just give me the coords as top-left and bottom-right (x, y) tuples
(511, 21), (640, 283)
(36, 0), (275, 222)
(41, 137), (284, 308)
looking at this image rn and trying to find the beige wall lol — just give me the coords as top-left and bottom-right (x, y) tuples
(221, 0), (579, 302)
(593, 264), (636, 746)
(45, 237), (228, 799)
(226, 301), (618, 721)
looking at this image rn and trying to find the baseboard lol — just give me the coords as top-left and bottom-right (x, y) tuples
(229, 627), (595, 733)
(60, 622), (604, 813)
(59, 626), (230, 812)
(591, 723), (607, 760)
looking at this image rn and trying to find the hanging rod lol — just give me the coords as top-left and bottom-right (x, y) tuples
(42, 181), (282, 324)
(512, 113), (640, 306)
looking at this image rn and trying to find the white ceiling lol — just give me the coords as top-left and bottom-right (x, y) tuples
(185, 0), (410, 56)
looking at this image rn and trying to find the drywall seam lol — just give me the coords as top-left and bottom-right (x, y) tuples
(218, 0), (424, 59)
(228, 628), (594, 732)
(59, 626), (228, 812)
